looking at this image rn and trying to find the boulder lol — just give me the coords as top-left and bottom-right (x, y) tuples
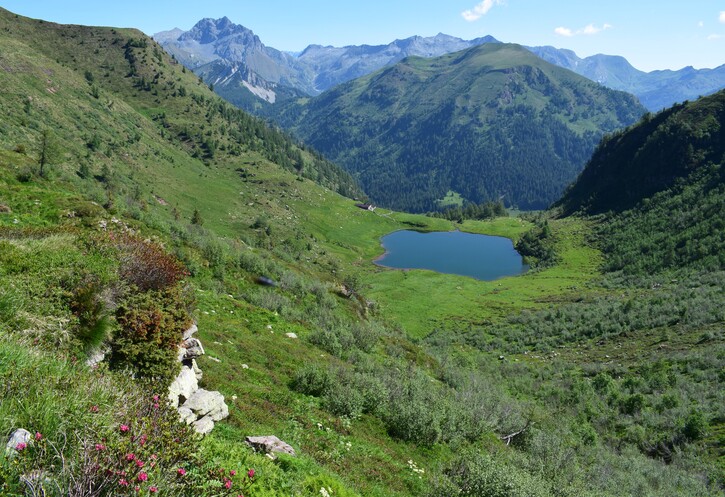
(5, 429), (31, 457)
(168, 366), (199, 408)
(284, 332), (298, 339)
(182, 389), (228, 421)
(182, 323), (198, 340)
(182, 337), (205, 360)
(245, 435), (296, 457)
(177, 406), (196, 425)
(192, 415), (215, 435)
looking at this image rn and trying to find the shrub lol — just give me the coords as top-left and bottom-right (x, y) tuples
(323, 381), (365, 419)
(111, 286), (192, 380)
(114, 232), (188, 291)
(428, 450), (553, 497)
(291, 364), (331, 397)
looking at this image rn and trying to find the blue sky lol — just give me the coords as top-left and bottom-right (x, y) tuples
(2, 1), (724, 72)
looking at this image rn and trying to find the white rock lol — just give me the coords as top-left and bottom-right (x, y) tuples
(182, 323), (198, 340)
(5, 429), (31, 457)
(167, 366), (199, 408)
(178, 406), (196, 425)
(191, 359), (203, 381)
(192, 415), (215, 435)
(284, 332), (298, 339)
(182, 389), (228, 421)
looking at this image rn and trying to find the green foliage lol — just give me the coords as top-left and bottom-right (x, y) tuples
(111, 286), (192, 380)
(69, 275), (113, 352)
(428, 450), (552, 497)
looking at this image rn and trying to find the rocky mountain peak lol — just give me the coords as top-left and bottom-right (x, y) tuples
(180, 16), (254, 45)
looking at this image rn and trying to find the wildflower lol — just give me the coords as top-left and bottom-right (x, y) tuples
(149, 487), (158, 493)
(15, 442), (27, 451)
(320, 487), (332, 497)
(153, 403), (160, 409)
(177, 468), (186, 476)
(90, 405), (99, 413)
(126, 453), (136, 461)
(139, 434), (148, 446)
(35, 432), (43, 441)
(135, 486), (140, 492)
(247, 468), (255, 479)
(137, 472), (148, 482)
(224, 479), (232, 489)
(119, 478), (129, 486)
(94, 443), (106, 451)
(152, 394), (160, 402)
(120, 424), (130, 433)
(230, 470), (237, 476)
(136, 459), (145, 468)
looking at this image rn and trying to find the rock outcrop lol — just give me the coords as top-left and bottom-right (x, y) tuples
(168, 323), (229, 435)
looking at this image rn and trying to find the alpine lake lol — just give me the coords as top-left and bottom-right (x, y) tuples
(375, 230), (529, 280)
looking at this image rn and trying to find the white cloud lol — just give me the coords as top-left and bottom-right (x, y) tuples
(720, 11), (725, 23)
(708, 34), (722, 40)
(461, 0), (504, 22)
(555, 23), (612, 37)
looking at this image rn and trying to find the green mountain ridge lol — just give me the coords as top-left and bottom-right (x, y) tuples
(273, 43), (646, 212)
(0, 7), (723, 497)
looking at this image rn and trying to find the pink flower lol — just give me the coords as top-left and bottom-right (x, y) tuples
(119, 478), (129, 486)
(149, 487), (158, 493)
(35, 432), (42, 441)
(177, 468), (186, 476)
(230, 470), (237, 476)
(152, 394), (160, 402)
(90, 405), (99, 413)
(247, 468), (255, 479)
(139, 434), (148, 446)
(134, 486), (140, 493)
(153, 403), (160, 409)
(15, 442), (27, 451)
(94, 443), (106, 451)
(136, 459), (144, 468)
(119, 424), (130, 433)
(137, 472), (148, 482)
(126, 453), (136, 461)
(224, 479), (232, 489)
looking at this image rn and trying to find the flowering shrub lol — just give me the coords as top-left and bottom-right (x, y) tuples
(84, 393), (199, 495)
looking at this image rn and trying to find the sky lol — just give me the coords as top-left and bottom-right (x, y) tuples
(2, 1), (724, 72)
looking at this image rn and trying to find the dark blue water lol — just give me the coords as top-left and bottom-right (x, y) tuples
(375, 230), (528, 281)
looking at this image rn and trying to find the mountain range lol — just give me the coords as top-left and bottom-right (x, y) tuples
(272, 43), (645, 212)
(156, 17), (725, 112)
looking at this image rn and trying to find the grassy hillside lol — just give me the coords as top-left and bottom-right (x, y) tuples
(0, 8), (723, 497)
(273, 43), (645, 212)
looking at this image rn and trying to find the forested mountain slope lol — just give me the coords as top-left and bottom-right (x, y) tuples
(273, 43), (645, 212)
(558, 89), (725, 215)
